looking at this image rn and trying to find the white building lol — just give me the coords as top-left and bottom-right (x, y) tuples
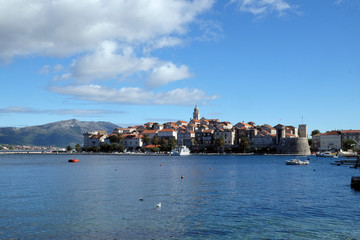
(141, 130), (159, 140)
(319, 131), (342, 151)
(158, 128), (177, 140)
(122, 135), (143, 149)
(83, 131), (108, 147)
(214, 129), (235, 146)
(177, 130), (195, 146)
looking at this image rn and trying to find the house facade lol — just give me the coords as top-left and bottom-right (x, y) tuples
(319, 131), (342, 151)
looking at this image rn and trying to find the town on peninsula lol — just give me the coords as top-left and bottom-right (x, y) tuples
(81, 105), (360, 155)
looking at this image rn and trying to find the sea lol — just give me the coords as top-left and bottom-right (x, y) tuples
(0, 154), (359, 239)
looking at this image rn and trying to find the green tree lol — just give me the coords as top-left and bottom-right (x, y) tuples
(168, 138), (178, 150)
(150, 147), (160, 152)
(160, 138), (169, 151)
(66, 145), (73, 152)
(311, 129), (320, 137)
(343, 139), (356, 151)
(215, 137), (224, 153)
(109, 133), (123, 144)
(100, 143), (112, 152)
(142, 134), (151, 145)
(75, 144), (81, 152)
(152, 135), (160, 145)
(239, 137), (250, 153)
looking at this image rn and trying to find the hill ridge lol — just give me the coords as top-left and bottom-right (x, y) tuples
(0, 119), (119, 147)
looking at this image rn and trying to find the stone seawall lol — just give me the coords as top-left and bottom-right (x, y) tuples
(277, 137), (311, 155)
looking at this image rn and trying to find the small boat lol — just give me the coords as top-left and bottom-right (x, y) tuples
(68, 158), (79, 163)
(316, 151), (337, 158)
(286, 159), (309, 165)
(171, 145), (191, 156)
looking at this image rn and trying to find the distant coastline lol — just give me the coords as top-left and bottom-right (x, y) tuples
(0, 151), (310, 156)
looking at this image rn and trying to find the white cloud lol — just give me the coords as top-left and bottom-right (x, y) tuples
(38, 65), (50, 74)
(70, 41), (158, 82)
(146, 63), (192, 88)
(54, 64), (64, 72)
(230, 0), (293, 16)
(56, 40), (193, 87)
(0, 0), (214, 61)
(1, 0), (218, 105)
(50, 84), (218, 105)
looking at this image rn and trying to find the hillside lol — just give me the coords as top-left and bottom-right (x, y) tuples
(0, 119), (119, 147)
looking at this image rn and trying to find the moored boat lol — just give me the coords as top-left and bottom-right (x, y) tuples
(68, 158), (79, 163)
(316, 151), (338, 158)
(171, 145), (191, 156)
(286, 159), (309, 165)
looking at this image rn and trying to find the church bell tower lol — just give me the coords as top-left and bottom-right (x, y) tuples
(193, 105), (200, 120)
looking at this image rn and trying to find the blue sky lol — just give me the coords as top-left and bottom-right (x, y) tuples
(0, 0), (359, 134)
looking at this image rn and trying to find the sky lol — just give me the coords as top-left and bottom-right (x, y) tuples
(0, 0), (359, 134)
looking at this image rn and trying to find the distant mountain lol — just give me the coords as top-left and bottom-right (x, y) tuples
(0, 119), (119, 147)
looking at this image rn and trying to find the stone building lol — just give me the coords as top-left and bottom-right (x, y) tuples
(319, 131), (342, 151)
(193, 104), (200, 120)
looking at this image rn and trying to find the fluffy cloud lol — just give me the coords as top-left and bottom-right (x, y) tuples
(230, 0), (293, 16)
(1, 0), (218, 105)
(70, 41), (157, 82)
(147, 63), (192, 88)
(50, 84), (218, 105)
(0, 0), (214, 61)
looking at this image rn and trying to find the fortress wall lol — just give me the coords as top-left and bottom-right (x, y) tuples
(277, 137), (311, 155)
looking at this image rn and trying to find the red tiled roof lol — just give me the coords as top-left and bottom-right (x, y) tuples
(341, 130), (360, 134)
(90, 135), (104, 139)
(321, 131), (340, 136)
(142, 130), (158, 134)
(203, 129), (214, 133)
(177, 120), (188, 123)
(144, 144), (160, 148)
(159, 129), (175, 132)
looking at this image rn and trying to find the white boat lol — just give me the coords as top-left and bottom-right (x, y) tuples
(171, 145), (191, 156)
(338, 149), (357, 157)
(286, 159), (309, 165)
(316, 151), (338, 158)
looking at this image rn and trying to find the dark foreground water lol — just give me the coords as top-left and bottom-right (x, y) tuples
(0, 154), (359, 239)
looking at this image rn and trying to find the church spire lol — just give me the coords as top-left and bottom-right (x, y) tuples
(193, 104), (200, 120)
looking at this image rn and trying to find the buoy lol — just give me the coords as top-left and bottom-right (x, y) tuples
(68, 158), (79, 163)
(160, 164), (163, 166)
(139, 197), (143, 201)
(181, 175), (184, 179)
(156, 202), (161, 208)
(210, 168), (212, 170)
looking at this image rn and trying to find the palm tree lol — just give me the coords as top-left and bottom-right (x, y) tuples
(142, 134), (150, 145)
(215, 137), (224, 153)
(152, 135), (160, 145)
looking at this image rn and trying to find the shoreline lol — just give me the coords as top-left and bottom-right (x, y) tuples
(0, 151), (312, 156)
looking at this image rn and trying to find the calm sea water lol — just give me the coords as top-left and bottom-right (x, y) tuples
(0, 154), (359, 239)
